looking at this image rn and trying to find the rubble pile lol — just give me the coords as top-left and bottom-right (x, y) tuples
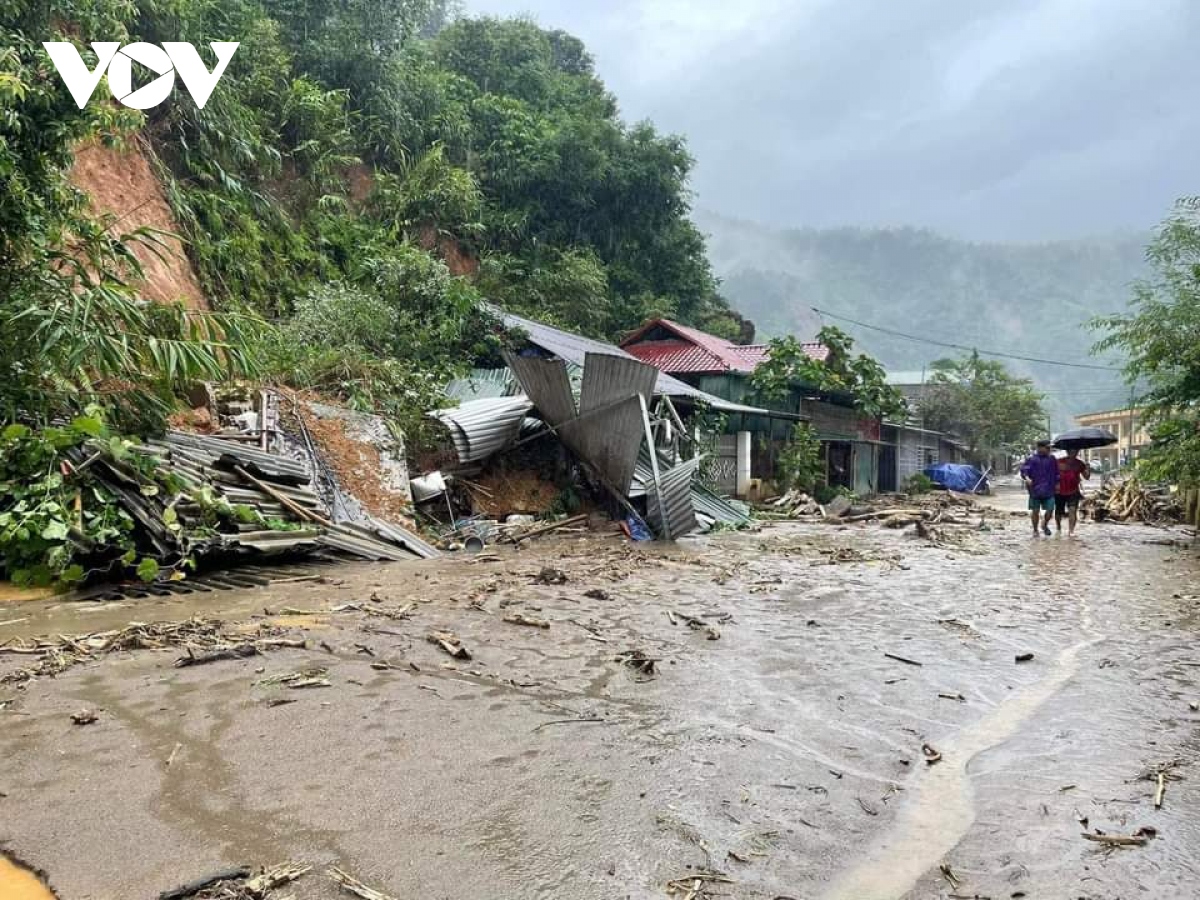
(761, 489), (982, 529)
(1083, 479), (1183, 525)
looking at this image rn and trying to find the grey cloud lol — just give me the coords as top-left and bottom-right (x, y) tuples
(467, 0), (1200, 239)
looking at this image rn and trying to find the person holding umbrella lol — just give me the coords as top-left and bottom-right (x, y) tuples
(1054, 449), (1091, 536)
(1050, 426), (1117, 536)
(1020, 440), (1058, 537)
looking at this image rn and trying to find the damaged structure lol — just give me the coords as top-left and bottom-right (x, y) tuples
(423, 309), (757, 539)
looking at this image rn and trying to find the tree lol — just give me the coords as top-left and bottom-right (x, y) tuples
(776, 423), (823, 493)
(752, 326), (908, 421)
(1, 2), (261, 431)
(1095, 198), (1200, 484)
(919, 353), (1046, 459)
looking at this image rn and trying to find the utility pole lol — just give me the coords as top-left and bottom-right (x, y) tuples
(1126, 384), (1136, 467)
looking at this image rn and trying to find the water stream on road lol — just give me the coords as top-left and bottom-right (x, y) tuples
(823, 597), (1107, 900)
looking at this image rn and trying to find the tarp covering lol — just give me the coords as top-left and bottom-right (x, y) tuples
(923, 463), (988, 494)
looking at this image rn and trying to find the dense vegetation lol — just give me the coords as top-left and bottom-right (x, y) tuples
(0, 0), (751, 584)
(697, 211), (1147, 428)
(1, 0), (743, 438)
(919, 353), (1047, 459)
(1096, 199), (1200, 486)
(752, 326), (908, 421)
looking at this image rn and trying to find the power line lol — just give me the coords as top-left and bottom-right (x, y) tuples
(812, 307), (1123, 372)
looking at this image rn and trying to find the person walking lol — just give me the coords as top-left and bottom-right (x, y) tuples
(1020, 440), (1058, 537)
(1055, 448), (1091, 537)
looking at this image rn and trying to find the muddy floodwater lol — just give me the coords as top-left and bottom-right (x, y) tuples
(2, 497), (1199, 899)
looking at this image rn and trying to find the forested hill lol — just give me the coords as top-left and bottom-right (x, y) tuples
(3, 2), (746, 435)
(695, 211), (1148, 428)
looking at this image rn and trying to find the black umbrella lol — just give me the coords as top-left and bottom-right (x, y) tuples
(1052, 426), (1119, 451)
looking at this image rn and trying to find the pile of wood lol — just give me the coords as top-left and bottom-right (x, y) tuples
(1083, 479), (1182, 525)
(0, 617), (303, 686)
(761, 489), (981, 528)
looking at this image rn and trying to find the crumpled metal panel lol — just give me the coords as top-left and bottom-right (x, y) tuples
(430, 396), (533, 464)
(502, 352), (577, 426)
(572, 353), (659, 495)
(645, 457), (701, 539)
(443, 368), (519, 402)
(578, 352), (658, 414)
(503, 350), (653, 495)
(629, 447), (752, 528)
(490, 305), (770, 415)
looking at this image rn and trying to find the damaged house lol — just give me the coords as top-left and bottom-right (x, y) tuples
(426, 309), (763, 539)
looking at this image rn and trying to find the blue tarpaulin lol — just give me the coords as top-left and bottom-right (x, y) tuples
(923, 463), (988, 494)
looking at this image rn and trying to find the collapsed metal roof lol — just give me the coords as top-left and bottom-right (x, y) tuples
(429, 396), (534, 465)
(490, 306), (769, 416)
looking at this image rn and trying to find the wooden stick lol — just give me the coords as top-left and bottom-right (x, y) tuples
(511, 513), (590, 544)
(233, 464), (331, 527)
(884, 652), (923, 667)
(1155, 772), (1166, 809)
(328, 867), (400, 900)
(1081, 832), (1147, 847)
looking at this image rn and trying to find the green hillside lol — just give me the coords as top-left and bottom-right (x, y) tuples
(695, 211), (1147, 429)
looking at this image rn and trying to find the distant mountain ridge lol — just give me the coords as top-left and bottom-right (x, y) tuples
(694, 210), (1148, 429)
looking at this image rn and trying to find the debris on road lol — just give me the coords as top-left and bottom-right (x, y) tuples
(673, 612), (721, 640)
(922, 743), (943, 764)
(617, 649), (657, 677)
(532, 566), (569, 585)
(503, 613), (550, 629)
(665, 872), (734, 899)
(1015, 652), (1035, 663)
(158, 867), (251, 900)
(1085, 478), (1183, 525)
(1, 618), (301, 686)
(939, 863), (961, 889)
(244, 862), (312, 897)
(1081, 829), (1153, 848)
(70, 709), (98, 726)
(427, 631), (472, 660)
(328, 866), (400, 900)
(175, 644), (264, 668)
(259, 667), (331, 689)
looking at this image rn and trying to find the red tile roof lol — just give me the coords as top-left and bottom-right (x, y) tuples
(620, 318), (827, 374)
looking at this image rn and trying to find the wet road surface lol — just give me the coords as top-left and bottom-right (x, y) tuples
(1, 504), (1198, 900)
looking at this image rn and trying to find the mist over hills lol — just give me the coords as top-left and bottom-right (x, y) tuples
(695, 210), (1148, 429)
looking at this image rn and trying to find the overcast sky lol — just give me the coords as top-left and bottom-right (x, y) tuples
(466, 0), (1199, 241)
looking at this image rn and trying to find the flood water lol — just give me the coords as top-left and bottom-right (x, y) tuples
(1, 499), (1198, 899)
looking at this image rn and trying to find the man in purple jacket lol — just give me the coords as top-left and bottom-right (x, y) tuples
(1020, 440), (1059, 537)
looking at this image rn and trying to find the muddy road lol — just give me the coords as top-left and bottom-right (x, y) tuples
(2, 505), (1198, 900)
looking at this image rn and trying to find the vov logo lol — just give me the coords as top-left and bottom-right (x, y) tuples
(42, 42), (239, 110)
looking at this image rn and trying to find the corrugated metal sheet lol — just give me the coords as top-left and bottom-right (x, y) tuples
(503, 351), (653, 495)
(646, 457), (701, 538)
(629, 447), (752, 529)
(490, 306), (769, 416)
(430, 396), (533, 464)
(573, 353), (659, 494)
(502, 353), (577, 425)
(692, 485), (752, 527)
(443, 368), (518, 401)
(578, 352), (658, 413)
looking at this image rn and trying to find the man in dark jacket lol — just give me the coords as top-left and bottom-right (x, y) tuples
(1020, 440), (1059, 537)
